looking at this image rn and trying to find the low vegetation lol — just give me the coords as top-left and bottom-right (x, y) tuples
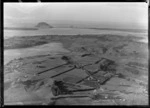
(4, 34), (146, 50)
(4, 34), (148, 105)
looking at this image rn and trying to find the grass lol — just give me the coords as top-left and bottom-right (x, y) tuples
(125, 67), (140, 75)
(4, 34), (145, 50)
(4, 34), (148, 105)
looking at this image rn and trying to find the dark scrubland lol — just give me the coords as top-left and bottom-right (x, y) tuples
(89, 28), (147, 33)
(4, 34), (148, 105)
(4, 34), (145, 50)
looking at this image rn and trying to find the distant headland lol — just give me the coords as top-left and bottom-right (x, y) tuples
(35, 22), (53, 29)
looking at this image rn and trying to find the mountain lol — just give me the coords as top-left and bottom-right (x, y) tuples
(35, 22), (53, 29)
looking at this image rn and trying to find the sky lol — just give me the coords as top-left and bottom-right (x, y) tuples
(4, 3), (148, 29)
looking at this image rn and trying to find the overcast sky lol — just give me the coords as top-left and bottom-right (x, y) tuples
(4, 3), (148, 29)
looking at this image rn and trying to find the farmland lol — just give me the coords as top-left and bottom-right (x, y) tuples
(4, 34), (148, 105)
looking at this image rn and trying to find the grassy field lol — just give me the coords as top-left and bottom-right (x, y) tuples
(4, 34), (148, 105)
(4, 34), (145, 50)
